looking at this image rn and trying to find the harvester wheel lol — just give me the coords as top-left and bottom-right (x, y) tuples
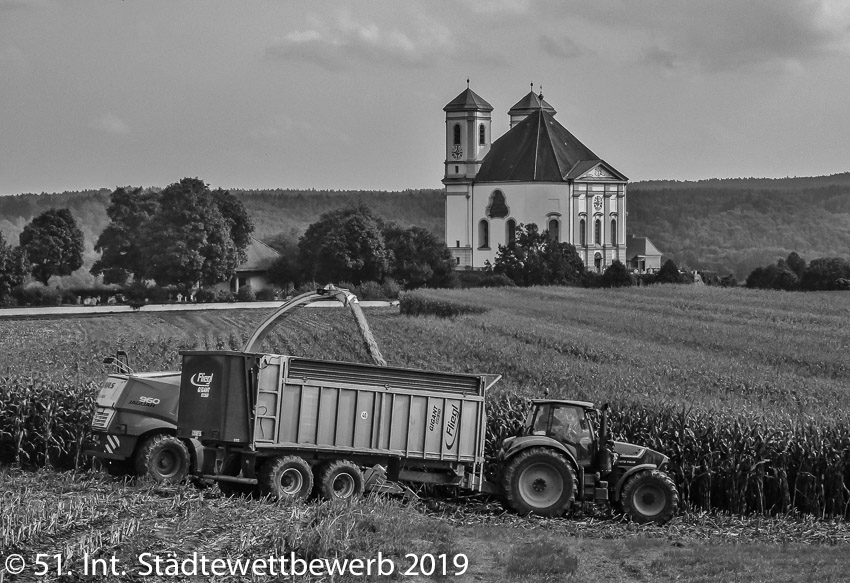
(621, 470), (679, 525)
(134, 434), (190, 484)
(502, 447), (576, 517)
(259, 455), (314, 501)
(315, 460), (364, 501)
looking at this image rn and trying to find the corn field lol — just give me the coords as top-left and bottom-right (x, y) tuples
(2, 285), (850, 519)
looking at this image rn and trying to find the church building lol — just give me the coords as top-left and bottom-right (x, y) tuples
(443, 85), (628, 272)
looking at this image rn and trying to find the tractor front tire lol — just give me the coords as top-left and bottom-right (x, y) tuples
(134, 434), (190, 484)
(315, 460), (364, 501)
(258, 456), (314, 501)
(502, 447), (576, 517)
(621, 470), (679, 525)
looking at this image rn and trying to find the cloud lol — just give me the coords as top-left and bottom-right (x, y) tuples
(265, 9), (456, 71)
(539, 34), (587, 59)
(90, 113), (130, 135)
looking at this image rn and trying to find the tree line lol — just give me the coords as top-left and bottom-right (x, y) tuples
(745, 252), (850, 291)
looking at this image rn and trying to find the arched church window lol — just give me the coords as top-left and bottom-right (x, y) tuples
(479, 124), (486, 146)
(478, 220), (489, 249)
(453, 124), (461, 146)
(611, 219), (617, 246)
(594, 252), (602, 272)
(594, 219), (601, 245)
(506, 219), (517, 245)
(548, 218), (560, 241)
(579, 219), (586, 246)
(486, 190), (509, 218)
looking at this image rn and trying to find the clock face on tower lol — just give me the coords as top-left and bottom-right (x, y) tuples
(451, 145), (463, 159)
(593, 195), (603, 212)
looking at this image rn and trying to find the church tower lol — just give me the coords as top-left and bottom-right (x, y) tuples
(442, 84), (493, 268)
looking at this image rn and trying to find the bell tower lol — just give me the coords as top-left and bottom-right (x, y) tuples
(443, 82), (493, 269)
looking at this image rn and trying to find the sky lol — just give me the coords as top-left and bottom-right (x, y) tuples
(1, 0), (849, 195)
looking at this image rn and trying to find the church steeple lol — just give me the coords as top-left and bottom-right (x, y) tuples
(443, 85), (493, 184)
(508, 85), (556, 128)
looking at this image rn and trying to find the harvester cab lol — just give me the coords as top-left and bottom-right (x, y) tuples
(498, 399), (679, 524)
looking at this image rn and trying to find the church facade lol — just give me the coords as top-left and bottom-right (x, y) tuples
(443, 86), (628, 272)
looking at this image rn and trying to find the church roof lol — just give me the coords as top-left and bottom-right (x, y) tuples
(627, 236), (662, 259)
(476, 109), (623, 182)
(509, 91), (556, 116)
(444, 87), (494, 112)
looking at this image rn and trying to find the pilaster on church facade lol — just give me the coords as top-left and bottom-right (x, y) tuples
(443, 85), (628, 272)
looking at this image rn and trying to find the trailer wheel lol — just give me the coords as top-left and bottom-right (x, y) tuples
(134, 434), (190, 484)
(315, 460), (364, 501)
(259, 456), (313, 501)
(621, 470), (679, 525)
(502, 447), (576, 517)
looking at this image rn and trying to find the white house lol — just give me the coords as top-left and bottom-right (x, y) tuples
(214, 237), (280, 293)
(443, 85), (629, 273)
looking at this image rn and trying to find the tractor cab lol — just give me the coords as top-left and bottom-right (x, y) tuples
(525, 400), (599, 466)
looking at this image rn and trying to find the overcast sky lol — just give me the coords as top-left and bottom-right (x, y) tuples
(1, 0), (849, 195)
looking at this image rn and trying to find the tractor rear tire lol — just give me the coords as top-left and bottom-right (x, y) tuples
(621, 470), (679, 525)
(315, 460), (364, 501)
(502, 447), (576, 517)
(217, 454), (255, 497)
(134, 434), (190, 484)
(258, 455), (314, 501)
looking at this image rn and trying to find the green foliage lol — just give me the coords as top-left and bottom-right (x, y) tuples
(19, 208), (84, 285)
(298, 206), (389, 285)
(91, 187), (160, 281)
(655, 259), (685, 284)
(11, 284), (62, 306)
(493, 223), (584, 286)
(255, 287), (278, 301)
(194, 288), (217, 303)
(236, 285), (256, 302)
(478, 273), (516, 288)
(800, 257), (850, 291)
(0, 231), (29, 301)
(399, 291), (488, 318)
(600, 260), (633, 288)
(266, 238), (302, 288)
(382, 223), (455, 289)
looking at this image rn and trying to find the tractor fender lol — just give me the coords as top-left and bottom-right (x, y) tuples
(612, 464), (658, 501)
(501, 436), (582, 477)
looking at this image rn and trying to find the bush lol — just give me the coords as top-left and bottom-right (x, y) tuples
(146, 286), (170, 304)
(216, 289), (235, 303)
(381, 278), (401, 299)
(255, 287), (278, 301)
(720, 274), (738, 287)
(237, 285), (256, 302)
(478, 274), (516, 288)
(580, 271), (603, 288)
(356, 280), (384, 300)
(194, 288), (217, 303)
(12, 284), (62, 306)
(600, 261), (633, 288)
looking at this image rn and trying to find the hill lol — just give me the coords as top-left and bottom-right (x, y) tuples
(2, 173), (849, 280)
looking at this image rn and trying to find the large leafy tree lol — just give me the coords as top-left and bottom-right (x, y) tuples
(92, 179), (253, 287)
(143, 178), (245, 287)
(493, 223), (584, 286)
(298, 206), (389, 285)
(800, 257), (850, 291)
(383, 223), (455, 288)
(91, 186), (161, 283)
(19, 208), (84, 285)
(0, 231), (29, 300)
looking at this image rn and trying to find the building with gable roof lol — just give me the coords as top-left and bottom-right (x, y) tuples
(214, 236), (281, 294)
(443, 84), (628, 272)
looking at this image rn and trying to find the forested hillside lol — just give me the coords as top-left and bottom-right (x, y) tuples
(628, 172), (850, 279)
(2, 174), (849, 280)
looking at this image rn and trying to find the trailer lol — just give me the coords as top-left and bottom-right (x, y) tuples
(176, 350), (500, 499)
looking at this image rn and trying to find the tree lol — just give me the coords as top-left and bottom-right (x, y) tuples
(785, 252), (807, 279)
(142, 178), (249, 287)
(211, 188), (254, 264)
(493, 223), (584, 286)
(383, 223), (455, 288)
(298, 206), (389, 285)
(600, 260), (633, 288)
(800, 257), (850, 291)
(19, 208), (84, 285)
(0, 231), (29, 301)
(655, 259), (684, 284)
(91, 186), (161, 282)
(267, 237), (303, 289)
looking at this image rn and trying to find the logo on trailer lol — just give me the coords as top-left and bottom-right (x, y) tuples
(428, 405), (442, 432)
(444, 403), (460, 450)
(191, 372), (214, 398)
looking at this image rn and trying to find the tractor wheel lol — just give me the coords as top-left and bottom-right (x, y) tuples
(502, 447), (577, 517)
(315, 460), (364, 501)
(217, 454), (255, 497)
(258, 455), (314, 501)
(621, 470), (679, 525)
